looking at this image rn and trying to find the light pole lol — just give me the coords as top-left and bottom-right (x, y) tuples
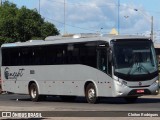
(0, 0), (2, 6)
(39, 0), (40, 14)
(64, 0), (66, 34)
(134, 9), (154, 41)
(118, 0), (120, 34)
(151, 16), (154, 41)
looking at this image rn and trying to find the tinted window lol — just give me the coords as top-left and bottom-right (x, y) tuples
(2, 42), (98, 68)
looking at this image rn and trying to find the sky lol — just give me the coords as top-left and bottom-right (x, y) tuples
(5, 0), (160, 42)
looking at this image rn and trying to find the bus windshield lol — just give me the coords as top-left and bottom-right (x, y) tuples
(113, 40), (158, 81)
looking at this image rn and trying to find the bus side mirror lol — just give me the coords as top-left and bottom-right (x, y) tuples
(109, 53), (112, 62)
(108, 49), (112, 62)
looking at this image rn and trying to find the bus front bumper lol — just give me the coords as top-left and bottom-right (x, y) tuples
(113, 80), (159, 97)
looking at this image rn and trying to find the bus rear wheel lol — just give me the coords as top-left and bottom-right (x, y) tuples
(85, 83), (99, 104)
(29, 83), (41, 102)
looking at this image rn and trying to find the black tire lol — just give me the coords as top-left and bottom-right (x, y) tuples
(85, 83), (99, 104)
(124, 96), (138, 103)
(60, 96), (76, 102)
(29, 83), (41, 102)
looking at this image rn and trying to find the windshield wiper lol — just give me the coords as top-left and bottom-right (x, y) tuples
(139, 63), (150, 74)
(127, 63), (134, 75)
(128, 63), (150, 75)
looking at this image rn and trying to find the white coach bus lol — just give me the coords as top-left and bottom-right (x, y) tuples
(1, 34), (159, 103)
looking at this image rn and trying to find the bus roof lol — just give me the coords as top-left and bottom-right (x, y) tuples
(1, 34), (151, 48)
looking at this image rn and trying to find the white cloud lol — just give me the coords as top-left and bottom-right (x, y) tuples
(40, 0), (153, 34)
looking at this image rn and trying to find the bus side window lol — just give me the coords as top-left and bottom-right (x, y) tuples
(107, 48), (112, 76)
(97, 46), (112, 76)
(97, 49), (107, 73)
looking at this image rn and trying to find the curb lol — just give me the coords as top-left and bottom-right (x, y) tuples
(140, 94), (160, 98)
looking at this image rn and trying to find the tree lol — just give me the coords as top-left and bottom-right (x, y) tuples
(0, 1), (17, 43)
(0, 1), (59, 44)
(41, 22), (59, 38)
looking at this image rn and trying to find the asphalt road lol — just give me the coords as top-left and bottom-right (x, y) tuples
(0, 94), (160, 111)
(0, 94), (160, 119)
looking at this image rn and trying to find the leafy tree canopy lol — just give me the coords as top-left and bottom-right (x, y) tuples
(0, 1), (59, 44)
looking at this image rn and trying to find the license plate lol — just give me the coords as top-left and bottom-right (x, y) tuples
(137, 89), (144, 93)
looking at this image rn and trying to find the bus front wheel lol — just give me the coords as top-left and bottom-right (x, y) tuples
(85, 83), (99, 104)
(29, 83), (40, 102)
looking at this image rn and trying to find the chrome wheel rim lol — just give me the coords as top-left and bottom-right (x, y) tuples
(88, 88), (95, 100)
(31, 88), (37, 98)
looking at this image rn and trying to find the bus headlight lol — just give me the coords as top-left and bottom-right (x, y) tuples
(156, 80), (159, 83)
(152, 80), (159, 86)
(116, 80), (123, 86)
(116, 80), (127, 86)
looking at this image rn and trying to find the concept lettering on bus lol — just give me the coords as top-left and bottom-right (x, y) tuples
(1, 34), (159, 103)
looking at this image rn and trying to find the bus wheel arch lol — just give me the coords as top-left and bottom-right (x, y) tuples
(28, 81), (41, 102)
(84, 81), (99, 104)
